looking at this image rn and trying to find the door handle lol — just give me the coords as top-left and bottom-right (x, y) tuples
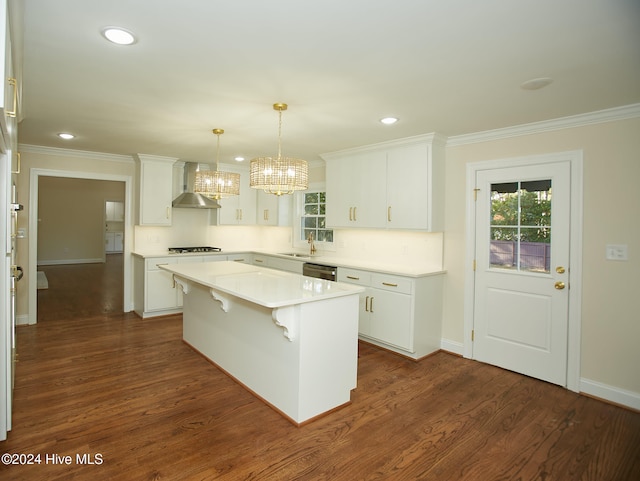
(554, 281), (566, 290)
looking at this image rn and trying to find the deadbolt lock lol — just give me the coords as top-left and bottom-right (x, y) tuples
(556, 266), (565, 274)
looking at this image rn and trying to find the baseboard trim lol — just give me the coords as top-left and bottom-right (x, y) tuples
(37, 258), (103, 266)
(440, 338), (464, 356)
(580, 378), (640, 412)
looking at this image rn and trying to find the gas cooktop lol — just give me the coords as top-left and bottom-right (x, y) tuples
(168, 246), (222, 254)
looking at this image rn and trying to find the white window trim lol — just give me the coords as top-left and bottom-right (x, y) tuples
(292, 182), (336, 252)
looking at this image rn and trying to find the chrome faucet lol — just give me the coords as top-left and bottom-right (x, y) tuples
(308, 232), (317, 255)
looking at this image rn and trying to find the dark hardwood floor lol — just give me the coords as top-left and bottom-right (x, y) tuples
(1, 255), (639, 480)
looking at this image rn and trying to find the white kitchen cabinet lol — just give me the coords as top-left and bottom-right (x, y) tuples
(105, 201), (124, 221)
(0, 0), (20, 172)
(104, 232), (123, 253)
(256, 191), (292, 226)
(133, 254), (227, 318)
(217, 165), (256, 225)
(323, 133), (445, 231)
(338, 266), (443, 359)
(227, 253), (253, 264)
(135, 154), (177, 226)
(252, 254), (304, 274)
(325, 150), (386, 228)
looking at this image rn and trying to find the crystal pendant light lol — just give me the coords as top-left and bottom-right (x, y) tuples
(194, 129), (240, 200)
(250, 103), (308, 196)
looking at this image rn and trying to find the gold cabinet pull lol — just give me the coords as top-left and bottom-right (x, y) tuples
(388, 206), (391, 222)
(370, 296), (374, 313)
(554, 281), (566, 290)
(382, 282), (398, 287)
(353, 206), (357, 221)
(232, 258), (245, 262)
(349, 207), (353, 221)
(346, 275), (360, 280)
(255, 258), (264, 263)
(6, 77), (17, 118)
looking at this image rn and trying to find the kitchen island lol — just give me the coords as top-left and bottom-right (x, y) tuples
(159, 261), (364, 425)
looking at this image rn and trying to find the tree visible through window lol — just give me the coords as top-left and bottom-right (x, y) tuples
(301, 192), (333, 243)
(490, 180), (552, 273)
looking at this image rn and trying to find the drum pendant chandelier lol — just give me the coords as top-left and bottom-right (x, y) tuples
(194, 129), (240, 200)
(250, 103), (308, 196)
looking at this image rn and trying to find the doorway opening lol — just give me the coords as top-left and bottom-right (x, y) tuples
(28, 169), (133, 325)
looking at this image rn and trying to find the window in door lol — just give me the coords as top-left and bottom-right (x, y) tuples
(489, 180), (552, 273)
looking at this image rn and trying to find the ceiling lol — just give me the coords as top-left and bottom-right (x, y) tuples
(16, 0), (640, 165)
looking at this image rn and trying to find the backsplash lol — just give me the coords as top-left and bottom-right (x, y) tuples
(134, 208), (443, 271)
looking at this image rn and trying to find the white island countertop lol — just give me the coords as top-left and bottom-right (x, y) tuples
(159, 260), (364, 308)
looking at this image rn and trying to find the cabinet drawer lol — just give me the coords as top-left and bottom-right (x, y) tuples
(146, 257), (175, 271)
(370, 273), (412, 294)
(337, 268), (372, 287)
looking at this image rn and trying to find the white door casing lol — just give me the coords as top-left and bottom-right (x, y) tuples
(464, 151), (583, 392)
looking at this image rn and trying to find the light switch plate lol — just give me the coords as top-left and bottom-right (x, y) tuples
(605, 244), (628, 261)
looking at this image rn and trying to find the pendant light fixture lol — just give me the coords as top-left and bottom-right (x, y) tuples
(194, 129), (240, 200)
(250, 103), (308, 196)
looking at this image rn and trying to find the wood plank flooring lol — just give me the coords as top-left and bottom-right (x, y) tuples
(1, 255), (639, 480)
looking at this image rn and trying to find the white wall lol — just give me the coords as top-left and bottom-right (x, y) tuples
(443, 116), (640, 403)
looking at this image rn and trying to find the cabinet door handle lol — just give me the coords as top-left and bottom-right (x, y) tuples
(353, 206), (357, 221)
(346, 275), (360, 280)
(382, 282), (398, 287)
(6, 77), (17, 118)
(349, 207), (353, 221)
(365, 296), (370, 312)
(255, 259), (264, 263)
(166, 207), (170, 219)
(233, 258), (245, 262)
(370, 296), (374, 313)
(388, 206), (391, 222)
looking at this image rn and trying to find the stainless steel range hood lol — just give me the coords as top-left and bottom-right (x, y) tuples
(172, 163), (221, 209)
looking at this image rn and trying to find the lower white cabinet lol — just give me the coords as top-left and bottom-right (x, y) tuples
(252, 254), (303, 274)
(134, 254), (227, 318)
(338, 267), (443, 359)
(105, 232), (123, 253)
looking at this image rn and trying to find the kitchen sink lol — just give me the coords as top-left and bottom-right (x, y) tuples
(278, 252), (311, 258)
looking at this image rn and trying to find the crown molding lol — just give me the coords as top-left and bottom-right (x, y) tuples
(19, 144), (135, 164)
(447, 103), (640, 147)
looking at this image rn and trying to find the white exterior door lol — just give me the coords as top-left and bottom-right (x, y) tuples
(473, 160), (571, 386)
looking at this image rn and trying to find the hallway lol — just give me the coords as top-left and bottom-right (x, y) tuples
(36, 254), (124, 322)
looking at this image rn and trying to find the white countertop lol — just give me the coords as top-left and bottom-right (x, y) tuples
(133, 249), (445, 278)
(159, 261), (364, 308)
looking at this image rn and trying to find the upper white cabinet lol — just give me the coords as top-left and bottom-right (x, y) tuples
(135, 154), (177, 226)
(217, 165), (256, 225)
(322, 133), (446, 231)
(105, 201), (124, 221)
(0, 0), (20, 168)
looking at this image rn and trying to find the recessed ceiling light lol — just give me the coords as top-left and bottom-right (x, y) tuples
(57, 133), (75, 140)
(520, 77), (553, 90)
(380, 117), (399, 125)
(234, 156), (245, 162)
(101, 27), (137, 45)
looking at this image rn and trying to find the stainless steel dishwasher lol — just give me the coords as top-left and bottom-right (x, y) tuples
(302, 262), (337, 281)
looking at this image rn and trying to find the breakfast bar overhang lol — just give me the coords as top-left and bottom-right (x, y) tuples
(159, 261), (364, 425)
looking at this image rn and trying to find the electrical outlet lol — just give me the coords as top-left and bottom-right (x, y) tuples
(605, 244), (628, 261)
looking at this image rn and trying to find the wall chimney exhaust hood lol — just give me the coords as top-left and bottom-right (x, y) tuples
(172, 163), (221, 209)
